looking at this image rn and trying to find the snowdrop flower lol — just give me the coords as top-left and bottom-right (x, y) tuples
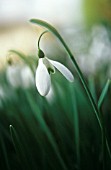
(6, 64), (34, 88)
(36, 49), (74, 96)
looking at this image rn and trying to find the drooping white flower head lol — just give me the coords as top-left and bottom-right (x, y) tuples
(36, 49), (74, 96)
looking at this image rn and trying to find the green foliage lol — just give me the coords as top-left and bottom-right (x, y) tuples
(0, 59), (111, 169)
(0, 19), (111, 170)
(98, 79), (111, 110)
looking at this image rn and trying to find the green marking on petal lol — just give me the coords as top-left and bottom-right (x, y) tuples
(43, 57), (55, 74)
(48, 68), (55, 74)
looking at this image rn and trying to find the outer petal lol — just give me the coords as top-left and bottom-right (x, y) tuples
(48, 59), (74, 82)
(36, 59), (51, 96)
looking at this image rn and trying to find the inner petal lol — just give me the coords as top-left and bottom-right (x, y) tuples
(43, 57), (55, 74)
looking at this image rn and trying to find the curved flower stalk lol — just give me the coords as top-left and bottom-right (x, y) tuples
(36, 49), (74, 96)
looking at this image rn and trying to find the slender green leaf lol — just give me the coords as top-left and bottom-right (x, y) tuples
(70, 83), (80, 169)
(25, 91), (68, 170)
(9, 125), (31, 170)
(98, 79), (111, 110)
(0, 135), (10, 170)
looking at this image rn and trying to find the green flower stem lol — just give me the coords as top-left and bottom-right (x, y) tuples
(38, 30), (48, 49)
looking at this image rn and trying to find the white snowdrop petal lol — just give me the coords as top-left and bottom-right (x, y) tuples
(43, 57), (55, 74)
(36, 59), (51, 96)
(48, 59), (74, 82)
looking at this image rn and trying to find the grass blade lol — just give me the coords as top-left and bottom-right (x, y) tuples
(9, 125), (30, 170)
(98, 79), (111, 110)
(0, 135), (10, 170)
(25, 91), (68, 170)
(69, 83), (80, 169)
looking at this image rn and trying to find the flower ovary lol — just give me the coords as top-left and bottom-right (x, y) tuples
(38, 49), (45, 58)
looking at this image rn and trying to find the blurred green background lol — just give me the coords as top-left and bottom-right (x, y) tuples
(0, 0), (111, 170)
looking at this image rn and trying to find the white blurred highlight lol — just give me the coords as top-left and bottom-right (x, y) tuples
(6, 65), (34, 88)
